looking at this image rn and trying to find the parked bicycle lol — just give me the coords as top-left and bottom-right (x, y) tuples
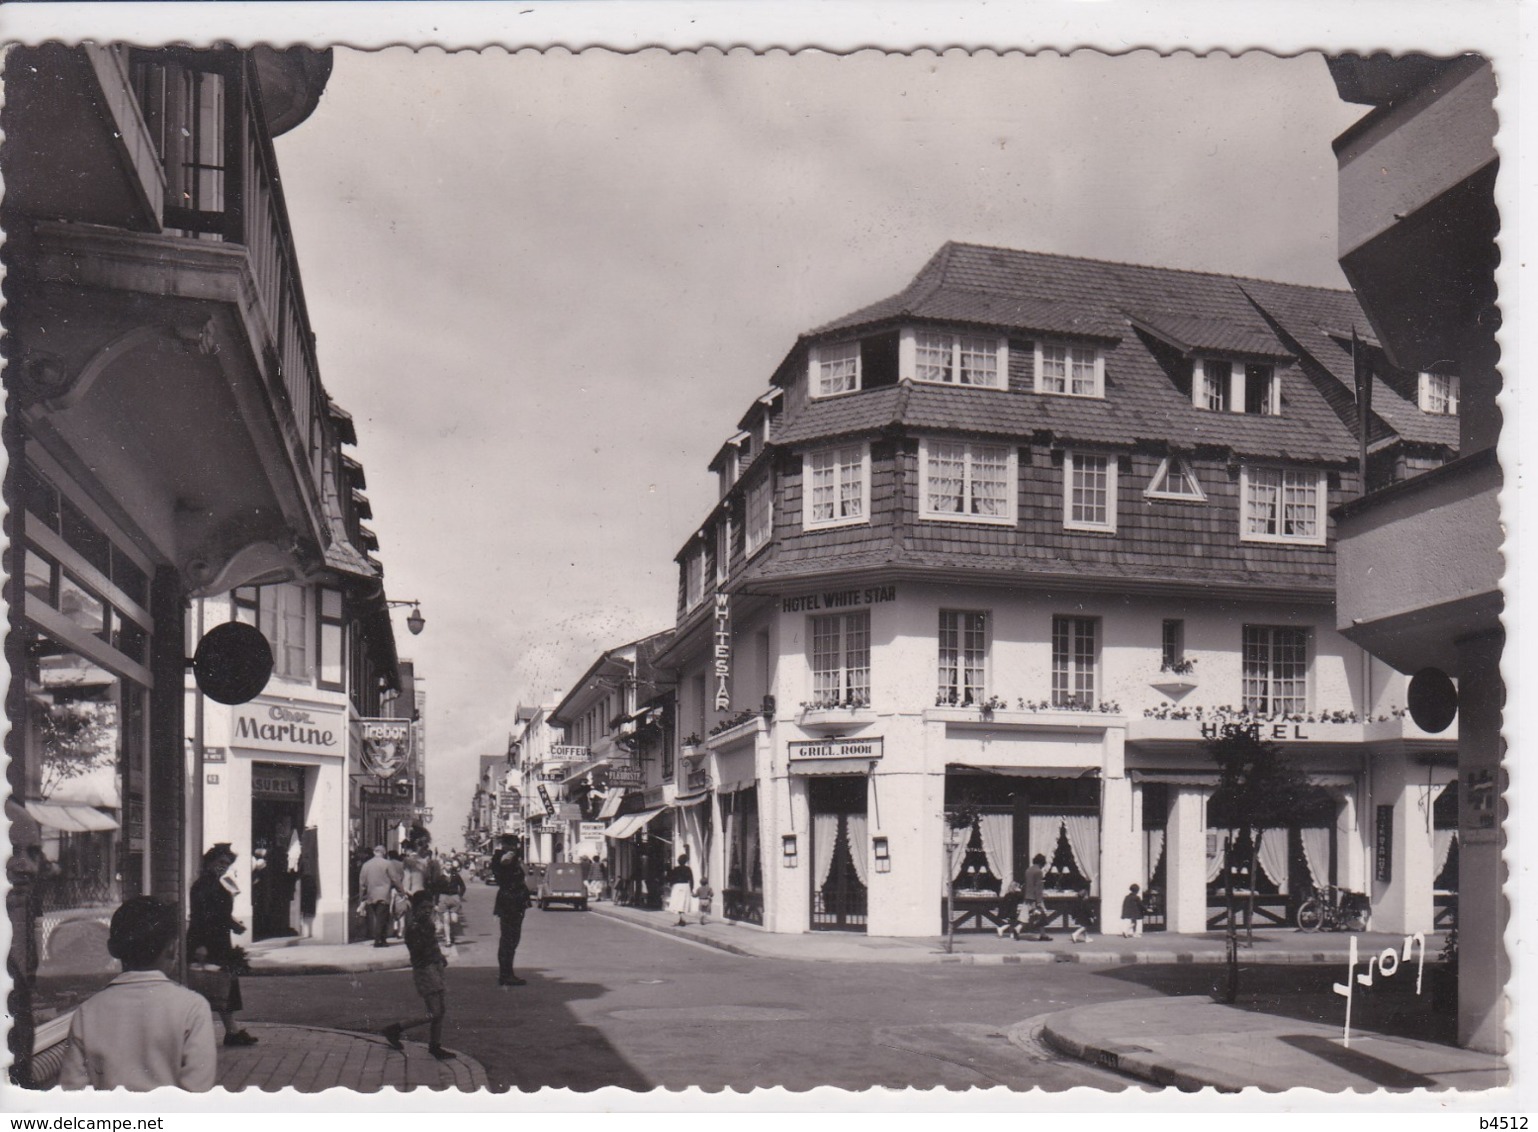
(1296, 884), (1370, 932)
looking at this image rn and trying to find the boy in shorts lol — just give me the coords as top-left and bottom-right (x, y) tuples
(381, 891), (455, 1060)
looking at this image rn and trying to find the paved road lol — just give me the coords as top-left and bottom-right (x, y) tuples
(241, 882), (1145, 1091)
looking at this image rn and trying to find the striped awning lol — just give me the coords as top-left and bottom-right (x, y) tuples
(949, 763), (1099, 779)
(788, 758), (873, 777)
(605, 808), (665, 840)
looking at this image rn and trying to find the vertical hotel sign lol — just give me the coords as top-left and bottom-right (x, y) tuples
(713, 592), (732, 711)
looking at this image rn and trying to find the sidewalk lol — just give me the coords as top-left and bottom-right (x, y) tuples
(587, 900), (1440, 967)
(245, 934), (413, 975)
(1036, 995), (1508, 1092)
(216, 1022), (488, 1092)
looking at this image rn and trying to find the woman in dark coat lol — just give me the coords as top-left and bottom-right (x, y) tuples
(187, 844), (257, 1046)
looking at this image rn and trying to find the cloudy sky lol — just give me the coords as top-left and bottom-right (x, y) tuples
(272, 47), (1365, 830)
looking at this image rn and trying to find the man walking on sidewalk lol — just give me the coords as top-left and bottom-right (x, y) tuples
(358, 845), (401, 948)
(492, 836), (531, 986)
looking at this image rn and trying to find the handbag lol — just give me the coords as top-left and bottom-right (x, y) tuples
(186, 964), (233, 1013)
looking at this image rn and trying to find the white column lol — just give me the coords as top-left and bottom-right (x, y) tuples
(1367, 751), (1435, 935)
(1098, 774), (1138, 935)
(1164, 787), (1208, 934)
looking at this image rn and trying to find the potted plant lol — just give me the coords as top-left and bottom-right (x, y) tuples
(1153, 657), (1199, 698)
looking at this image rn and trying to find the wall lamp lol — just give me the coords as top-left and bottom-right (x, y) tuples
(782, 834), (798, 868)
(873, 836), (891, 873)
(387, 599), (426, 636)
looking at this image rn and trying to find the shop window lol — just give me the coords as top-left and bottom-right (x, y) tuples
(937, 610), (988, 705)
(809, 610), (870, 708)
(1051, 616), (1098, 708)
(1242, 625), (1309, 715)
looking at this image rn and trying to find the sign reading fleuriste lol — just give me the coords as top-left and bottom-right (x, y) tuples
(233, 703), (343, 756)
(713, 593), (731, 711)
(788, 738), (884, 761)
(359, 718), (412, 779)
(607, 764), (644, 787)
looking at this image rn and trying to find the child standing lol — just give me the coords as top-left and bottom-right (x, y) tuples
(696, 876), (714, 925)
(996, 880), (1024, 939)
(59, 897), (218, 1091)
(381, 891), (456, 1060)
(1120, 883), (1145, 938)
(1070, 886), (1095, 943)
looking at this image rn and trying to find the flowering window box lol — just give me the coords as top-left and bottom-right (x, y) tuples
(797, 705), (877, 733)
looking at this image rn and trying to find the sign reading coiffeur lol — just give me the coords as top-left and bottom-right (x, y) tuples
(233, 703), (343, 756)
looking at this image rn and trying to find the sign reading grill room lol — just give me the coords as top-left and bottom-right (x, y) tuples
(788, 738), (884, 761)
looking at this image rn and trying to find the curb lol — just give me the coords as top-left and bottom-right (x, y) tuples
(588, 906), (1359, 967)
(1038, 999), (1251, 1093)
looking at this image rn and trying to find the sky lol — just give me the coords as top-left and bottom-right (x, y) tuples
(272, 47), (1367, 837)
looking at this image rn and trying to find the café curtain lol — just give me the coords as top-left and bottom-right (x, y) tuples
(1300, 827), (1331, 890)
(1028, 814), (1063, 867)
(1434, 830), (1457, 884)
(1062, 813), (1099, 891)
(1145, 828), (1165, 883)
(847, 813), (868, 888)
(1254, 828), (1290, 893)
(977, 811), (1014, 885)
(814, 813), (839, 890)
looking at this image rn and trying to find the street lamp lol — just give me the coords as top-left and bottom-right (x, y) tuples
(387, 599), (426, 635)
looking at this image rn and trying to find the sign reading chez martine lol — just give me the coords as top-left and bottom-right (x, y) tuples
(789, 738), (884, 761)
(781, 585), (897, 614)
(233, 703), (342, 756)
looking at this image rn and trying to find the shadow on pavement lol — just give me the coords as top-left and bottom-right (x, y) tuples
(1276, 1034), (1439, 1089)
(1090, 962), (1458, 1047)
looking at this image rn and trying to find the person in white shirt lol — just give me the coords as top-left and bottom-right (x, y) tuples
(58, 896), (218, 1091)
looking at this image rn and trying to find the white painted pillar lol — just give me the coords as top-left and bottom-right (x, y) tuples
(1164, 787), (1208, 934)
(1367, 751), (1435, 935)
(1098, 774), (1138, 935)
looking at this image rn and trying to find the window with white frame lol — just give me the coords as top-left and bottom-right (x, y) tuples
(1240, 465), (1327, 545)
(684, 546), (707, 610)
(1419, 372), (1460, 415)
(919, 439), (1016, 524)
(803, 444), (869, 529)
(1242, 625), (1309, 715)
(1063, 451), (1117, 531)
(715, 518), (732, 584)
(1145, 455), (1206, 500)
(912, 330), (1006, 388)
(937, 610), (988, 705)
(1194, 358), (1279, 415)
(233, 583), (308, 680)
(810, 340), (861, 398)
(1035, 342), (1103, 397)
(745, 472), (773, 556)
(1051, 615), (1098, 708)
(1161, 619), (1185, 671)
(809, 610), (870, 708)
(318, 587), (345, 689)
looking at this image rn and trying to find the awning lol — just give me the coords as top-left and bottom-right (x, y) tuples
(670, 792), (709, 808)
(788, 758), (874, 777)
(598, 790), (626, 820)
(948, 763), (1099, 779)
(605, 808), (665, 840)
(26, 802), (120, 833)
(1128, 771), (1219, 786)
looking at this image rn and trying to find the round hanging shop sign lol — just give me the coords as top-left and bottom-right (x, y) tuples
(1407, 667), (1458, 734)
(192, 622), (274, 705)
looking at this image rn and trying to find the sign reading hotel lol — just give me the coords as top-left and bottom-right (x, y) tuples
(232, 703), (343, 756)
(1200, 721), (1316, 742)
(788, 738), (884, 761)
(781, 585), (897, 614)
(547, 745), (589, 762)
(359, 718), (413, 779)
(713, 593), (732, 711)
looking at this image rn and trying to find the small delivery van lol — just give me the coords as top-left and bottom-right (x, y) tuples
(538, 861), (588, 911)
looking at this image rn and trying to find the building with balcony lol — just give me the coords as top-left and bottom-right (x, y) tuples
(1327, 53), (1502, 1053)
(2, 43), (402, 1083)
(547, 632), (676, 903)
(657, 241), (1465, 942)
(510, 703), (566, 865)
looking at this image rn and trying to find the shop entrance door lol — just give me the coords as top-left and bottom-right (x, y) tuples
(809, 776), (868, 932)
(251, 764), (306, 940)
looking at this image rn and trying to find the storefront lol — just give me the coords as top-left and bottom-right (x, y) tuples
(202, 696), (350, 942)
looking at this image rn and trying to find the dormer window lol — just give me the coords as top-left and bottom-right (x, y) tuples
(1034, 342), (1104, 398)
(811, 341), (861, 398)
(908, 330), (1006, 388)
(1419, 372), (1460, 415)
(1145, 456), (1206, 501)
(803, 444), (870, 530)
(1194, 358), (1279, 415)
